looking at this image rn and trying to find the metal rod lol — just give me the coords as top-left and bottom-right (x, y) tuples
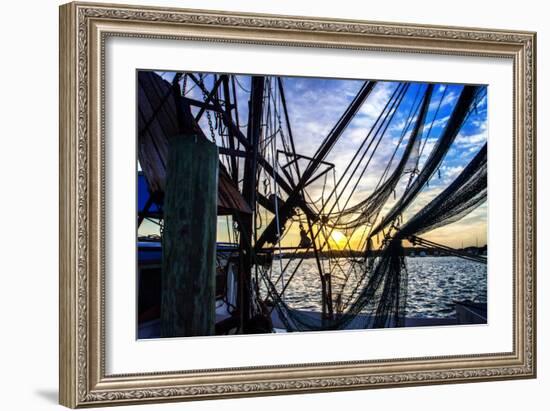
(255, 81), (377, 252)
(194, 75), (225, 122)
(188, 73), (319, 223)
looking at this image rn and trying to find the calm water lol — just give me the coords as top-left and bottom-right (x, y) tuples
(264, 256), (486, 319)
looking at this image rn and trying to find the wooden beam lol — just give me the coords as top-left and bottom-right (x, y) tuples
(183, 97), (225, 114)
(237, 76), (265, 330)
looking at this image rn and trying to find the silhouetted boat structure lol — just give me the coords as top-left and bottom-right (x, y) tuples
(136, 71), (488, 338)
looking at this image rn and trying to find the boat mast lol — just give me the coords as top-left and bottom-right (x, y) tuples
(237, 76), (265, 331)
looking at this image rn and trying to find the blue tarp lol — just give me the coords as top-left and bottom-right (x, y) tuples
(138, 172), (163, 217)
(138, 241), (162, 264)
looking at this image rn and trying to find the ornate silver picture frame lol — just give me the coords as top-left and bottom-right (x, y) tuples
(59, 1), (536, 408)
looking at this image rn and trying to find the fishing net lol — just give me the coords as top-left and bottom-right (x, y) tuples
(262, 85), (487, 332)
(395, 143), (487, 240)
(139, 71), (487, 334)
(369, 85), (481, 239)
(327, 85), (434, 231)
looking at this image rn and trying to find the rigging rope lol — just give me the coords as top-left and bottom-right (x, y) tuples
(260, 85), (486, 332)
(189, 74), (487, 333)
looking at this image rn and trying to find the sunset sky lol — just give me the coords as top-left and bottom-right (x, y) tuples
(139, 72), (487, 251)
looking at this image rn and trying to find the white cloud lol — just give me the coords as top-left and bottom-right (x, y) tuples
(455, 131), (487, 148)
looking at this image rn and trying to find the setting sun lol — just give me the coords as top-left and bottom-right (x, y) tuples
(329, 230), (348, 250)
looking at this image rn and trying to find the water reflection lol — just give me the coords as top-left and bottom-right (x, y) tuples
(263, 256), (486, 319)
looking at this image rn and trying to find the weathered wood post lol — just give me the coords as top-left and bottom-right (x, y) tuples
(160, 135), (218, 337)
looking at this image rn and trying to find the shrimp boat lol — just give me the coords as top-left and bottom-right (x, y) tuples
(137, 71), (488, 338)
(137, 238), (243, 338)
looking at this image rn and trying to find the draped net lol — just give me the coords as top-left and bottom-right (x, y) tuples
(261, 85), (487, 332)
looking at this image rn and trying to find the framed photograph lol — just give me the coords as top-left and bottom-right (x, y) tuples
(59, 2), (537, 408)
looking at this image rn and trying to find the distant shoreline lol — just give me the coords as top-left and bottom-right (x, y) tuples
(274, 245), (487, 259)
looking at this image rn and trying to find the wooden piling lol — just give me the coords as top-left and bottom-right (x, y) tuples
(321, 273), (334, 322)
(325, 273), (334, 320)
(160, 135), (218, 337)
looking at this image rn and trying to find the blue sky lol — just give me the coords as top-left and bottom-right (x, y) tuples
(142, 71), (488, 249)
